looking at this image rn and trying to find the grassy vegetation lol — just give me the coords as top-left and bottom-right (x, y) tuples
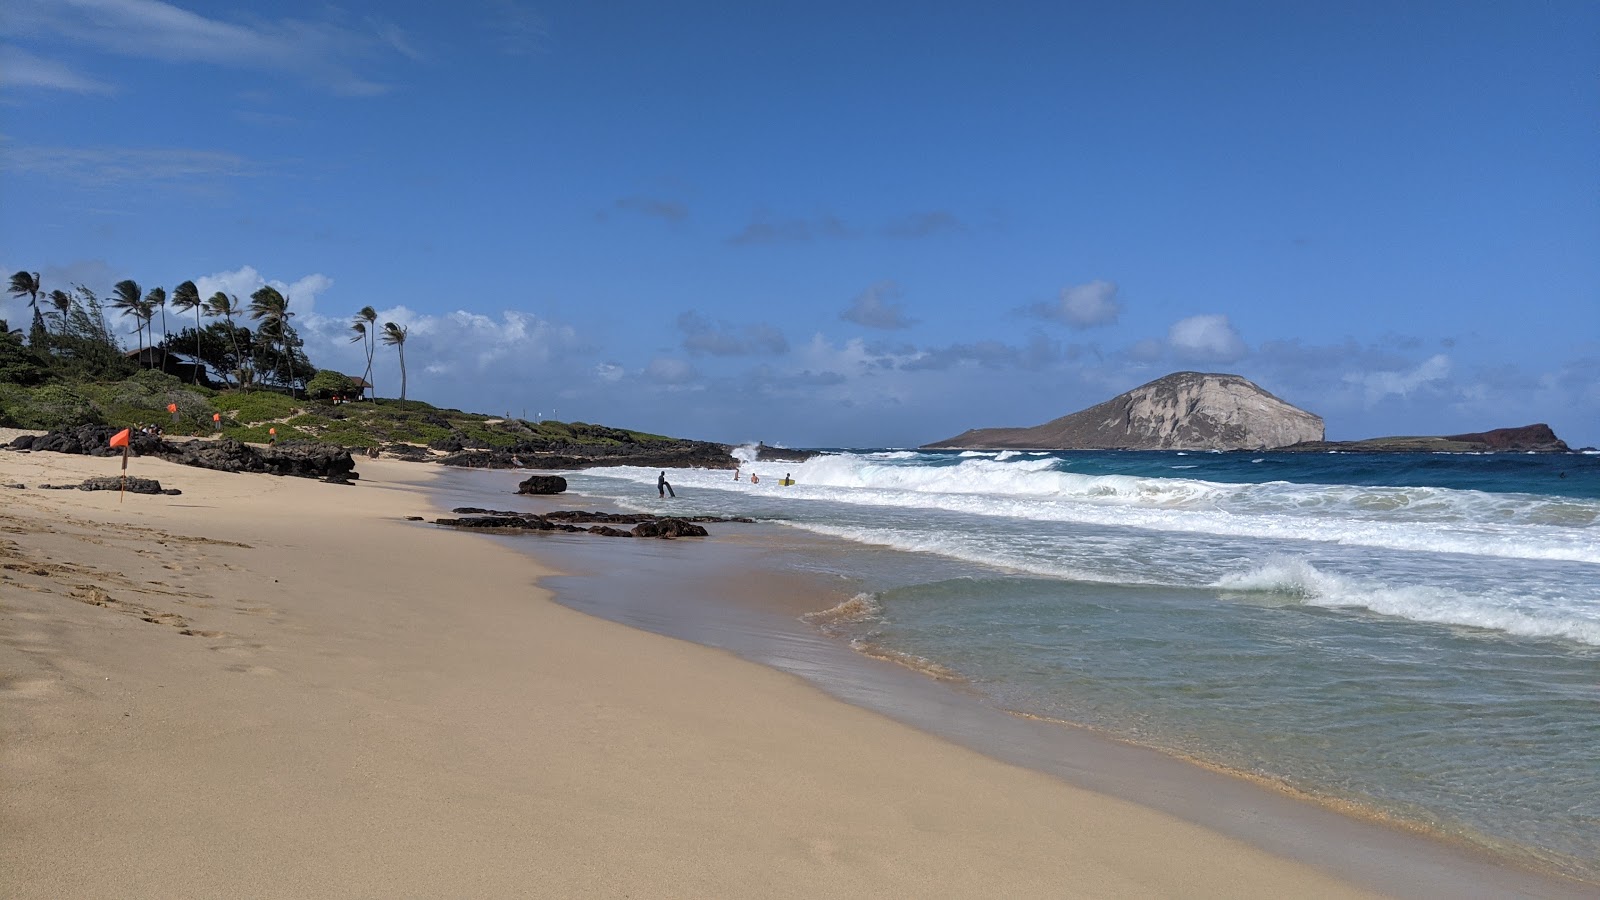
(3, 279), (697, 451)
(0, 368), (694, 451)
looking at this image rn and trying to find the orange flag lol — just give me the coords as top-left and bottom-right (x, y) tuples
(110, 428), (132, 503)
(167, 403), (178, 413)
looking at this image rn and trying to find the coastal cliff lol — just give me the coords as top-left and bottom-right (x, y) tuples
(924, 372), (1324, 451)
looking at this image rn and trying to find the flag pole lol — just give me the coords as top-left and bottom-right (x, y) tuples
(109, 427), (132, 503)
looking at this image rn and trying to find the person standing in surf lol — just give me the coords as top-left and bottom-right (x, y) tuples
(658, 471), (675, 498)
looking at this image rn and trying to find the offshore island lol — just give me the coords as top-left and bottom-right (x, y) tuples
(924, 370), (1575, 453)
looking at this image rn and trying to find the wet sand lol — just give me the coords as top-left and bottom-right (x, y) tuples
(0, 447), (1578, 898)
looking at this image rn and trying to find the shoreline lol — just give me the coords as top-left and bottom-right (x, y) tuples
(0, 450), (1583, 897)
(436, 467), (1598, 896)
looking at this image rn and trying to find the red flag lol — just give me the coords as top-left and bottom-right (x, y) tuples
(167, 403), (177, 414)
(109, 428), (131, 449)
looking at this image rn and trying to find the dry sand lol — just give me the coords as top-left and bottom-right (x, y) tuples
(0, 445), (1392, 898)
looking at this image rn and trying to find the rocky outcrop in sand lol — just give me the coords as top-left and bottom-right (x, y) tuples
(925, 372), (1324, 451)
(9, 427), (357, 481)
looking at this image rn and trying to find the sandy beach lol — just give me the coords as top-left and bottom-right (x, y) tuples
(0, 443), (1528, 898)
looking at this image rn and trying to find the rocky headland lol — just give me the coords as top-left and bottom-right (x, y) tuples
(925, 372), (1324, 452)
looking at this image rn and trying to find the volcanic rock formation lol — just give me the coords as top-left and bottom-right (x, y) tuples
(925, 372), (1324, 451)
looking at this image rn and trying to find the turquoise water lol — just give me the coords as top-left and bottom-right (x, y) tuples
(562, 449), (1600, 880)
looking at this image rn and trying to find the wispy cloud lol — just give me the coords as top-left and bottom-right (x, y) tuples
(483, 0), (549, 56)
(1022, 279), (1123, 329)
(5, 142), (253, 186)
(1343, 353), (1452, 405)
(677, 312), (788, 356)
(0, 44), (115, 94)
(1, 0), (417, 96)
(841, 281), (917, 330)
(883, 210), (965, 239)
(900, 334), (1060, 372)
(727, 213), (852, 246)
(612, 195), (688, 223)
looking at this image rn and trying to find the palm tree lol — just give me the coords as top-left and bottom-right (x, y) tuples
(248, 286), (291, 389)
(380, 321), (409, 401)
(171, 281), (202, 382)
(9, 272), (44, 343)
(8, 271), (40, 309)
(146, 286), (168, 350)
(110, 279), (144, 358)
(351, 305), (377, 398)
(205, 291), (246, 388)
(348, 320), (369, 388)
(48, 289), (72, 334)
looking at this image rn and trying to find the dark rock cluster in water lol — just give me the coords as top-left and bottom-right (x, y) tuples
(434, 507), (753, 539)
(516, 474), (567, 494)
(9, 426), (358, 482)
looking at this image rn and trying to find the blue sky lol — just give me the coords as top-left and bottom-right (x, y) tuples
(3, 0), (1596, 448)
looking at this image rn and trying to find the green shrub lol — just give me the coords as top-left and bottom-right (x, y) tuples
(127, 369), (184, 392)
(316, 421), (380, 448)
(306, 369), (358, 400)
(5, 383), (103, 429)
(457, 423), (521, 449)
(213, 390), (301, 423)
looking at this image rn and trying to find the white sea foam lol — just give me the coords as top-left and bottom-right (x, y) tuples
(1214, 557), (1600, 646)
(587, 457), (1600, 564)
(787, 521), (1170, 586)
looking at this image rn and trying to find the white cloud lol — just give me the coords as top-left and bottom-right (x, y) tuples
(1344, 353), (1452, 405)
(0, 43), (115, 93)
(1, 0), (414, 96)
(1168, 314), (1247, 363)
(193, 266), (332, 318)
(1026, 279), (1122, 328)
(840, 281), (917, 330)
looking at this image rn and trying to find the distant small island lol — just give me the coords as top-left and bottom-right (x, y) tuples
(924, 372), (1577, 454)
(1279, 424), (1572, 454)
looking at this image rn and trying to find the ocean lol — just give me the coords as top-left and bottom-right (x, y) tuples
(486, 448), (1600, 881)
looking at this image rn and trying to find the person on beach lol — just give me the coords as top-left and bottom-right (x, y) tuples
(733, 468), (741, 481)
(658, 471), (675, 498)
